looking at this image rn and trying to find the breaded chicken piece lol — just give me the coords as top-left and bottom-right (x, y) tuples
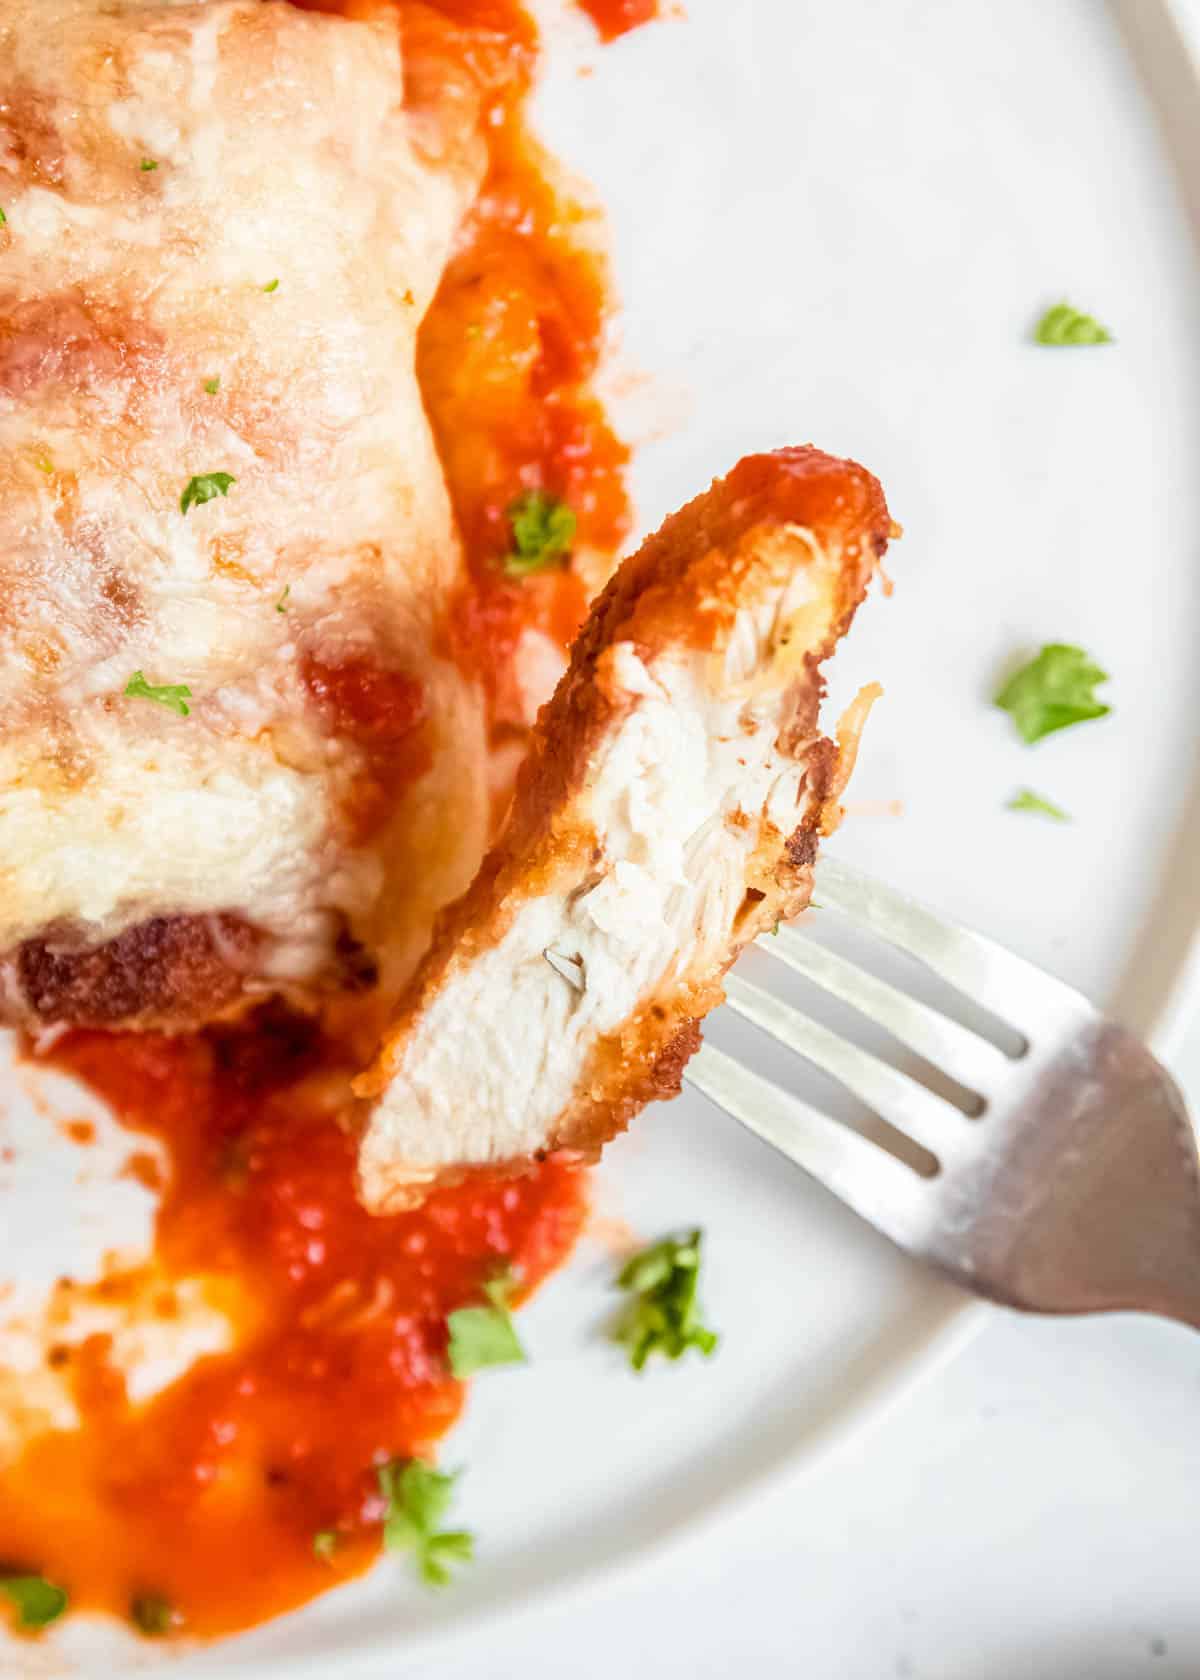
(355, 446), (893, 1211)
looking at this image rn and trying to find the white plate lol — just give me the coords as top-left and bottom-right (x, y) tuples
(5, 0), (1200, 1673)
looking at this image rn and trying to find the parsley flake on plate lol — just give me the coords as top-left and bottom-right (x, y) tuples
(1033, 301), (1112, 346)
(275, 584), (290, 614)
(0, 1575), (68, 1631)
(447, 1265), (526, 1378)
(124, 670), (192, 716)
(130, 1592), (179, 1637)
(180, 471), (236, 516)
(140, 159), (158, 172)
(377, 1460), (474, 1588)
(994, 643), (1110, 744)
(0, 208), (7, 225)
(502, 491), (576, 578)
(203, 376), (220, 395)
(613, 1229), (718, 1372)
(262, 278), (279, 294)
(1007, 788), (1069, 821)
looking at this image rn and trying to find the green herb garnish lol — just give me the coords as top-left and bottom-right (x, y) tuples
(124, 670), (192, 716)
(0, 208), (7, 226)
(275, 584), (290, 614)
(262, 278), (279, 293)
(180, 471), (235, 515)
(447, 1267), (526, 1378)
(994, 643), (1110, 744)
(1007, 788), (1069, 821)
(613, 1229), (718, 1372)
(203, 376), (220, 395)
(130, 1592), (178, 1636)
(377, 1461), (473, 1588)
(312, 1530), (339, 1563)
(0, 1576), (68, 1631)
(502, 491), (576, 578)
(140, 159), (158, 172)
(1033, 302), (1112, 346)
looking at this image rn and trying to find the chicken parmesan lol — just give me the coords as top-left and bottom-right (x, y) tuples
(0, 0), (495, 1028)
(358, 447), (892, 1209)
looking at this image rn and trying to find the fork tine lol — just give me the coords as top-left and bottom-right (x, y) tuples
(758, 925), (1008, 1098)
(723, 974), (971, 1163)
(813, 856), (1092, 1037)
(686, 1043), (930, 1242)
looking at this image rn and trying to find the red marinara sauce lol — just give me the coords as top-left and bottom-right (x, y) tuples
(4, 1014), (585, 1637)
(409, 0), (633, 723)
(577, 0), (659, 42)
(0, 0), (652, 1644)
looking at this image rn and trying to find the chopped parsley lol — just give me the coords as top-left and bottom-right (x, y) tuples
(0, 208), (7, 226)
(275, 584), (290, 613)
(124, 670), (192, 716)
(203, 376), (220, 395)
(140, 159), (158, 172)
(180, 471), (236, 515)
(130, 1592), (179, 1636)
(994, 643), (1110, 744)
(447, 1266), (526, 1378)
(1007, 788), (1069, 821)
(34, 455), (53, 475)
(613, 1229), (718, 1372)
(0, 1575), (68, 1631)
(502, 491), (576, 578)
(377, 1460), (474, 1588)
(262, 278), (279, 293)
(312, 1530), (339, 1563)
(1033, 301), (1112, 346)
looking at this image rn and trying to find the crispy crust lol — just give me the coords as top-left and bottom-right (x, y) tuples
(4, 914), (261, 1031)
(0, 911), (380, 1032)
(356, 446), (892, 1208)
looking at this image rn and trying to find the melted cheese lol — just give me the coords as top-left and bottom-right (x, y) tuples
(0, 0), (488, 982)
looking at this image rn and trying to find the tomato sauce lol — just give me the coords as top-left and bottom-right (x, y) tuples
(410, 0), (632, 720)
(0, 0), (651, 1645)
(302, 652), (431, 841)
(3, 1013), (584, 1636)
(577, 0), (659, 42)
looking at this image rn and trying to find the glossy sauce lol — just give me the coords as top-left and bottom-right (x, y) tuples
(0, 0), (645, 1643)
(577, 0), (659, 42)
(412, 0), (631, 724)
(4, 1015), (585, 1637)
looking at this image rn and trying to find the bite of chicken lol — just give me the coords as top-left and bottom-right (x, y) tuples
(355, 446), (894, 1211)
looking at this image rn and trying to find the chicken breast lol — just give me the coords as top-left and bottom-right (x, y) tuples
(0, 0), (490, 1028)
(356, 446), (893, 1211)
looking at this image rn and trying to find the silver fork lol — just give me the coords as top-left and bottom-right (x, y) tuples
(686, 856), (1200, 1329)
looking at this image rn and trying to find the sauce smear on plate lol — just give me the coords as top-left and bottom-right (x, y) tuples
(4, 1013), (585, 1636)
